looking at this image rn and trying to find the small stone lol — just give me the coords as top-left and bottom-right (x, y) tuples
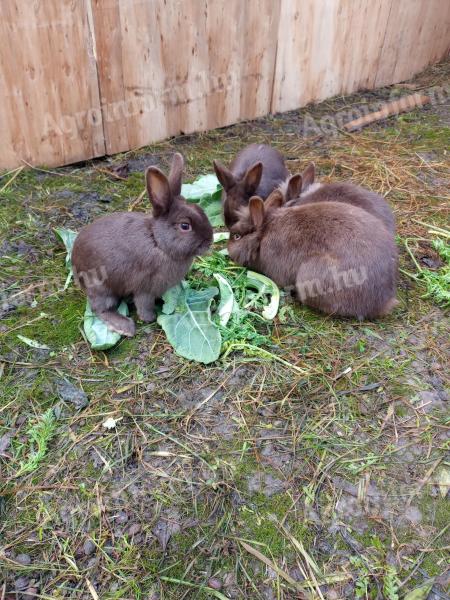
(116, 510), (129, 524)
(207, 577), (222, 590)
(56, 379), (89, 410)
(74, 547), (84, 559)
(86, 557), (98, 569)
(57, 190), (75, 199)
(83, 539), (96, 556)
(404, 506), (422, 524)
(0, 432), (13, 455)
(152, 512), (181, 550)
(247, 473), (286, 497)
(23, 588), (38, 600)
(262, 586), (276, 600)
(16, 553), (32, 565)
(15, 576), (29, 590)
(289, 566), (305, 582)
(416, 390), (446, 413)
(127, 523), (141, 536)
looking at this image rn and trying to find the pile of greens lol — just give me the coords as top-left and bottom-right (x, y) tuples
(404, 224), (450, 309)
(421, 238), (450, 308)
(157, 265), (280, 363)
(55, 175), (281, 364)
(182, 174), (224, 227)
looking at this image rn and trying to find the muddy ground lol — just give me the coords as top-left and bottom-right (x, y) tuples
(0, 62), (449, 599)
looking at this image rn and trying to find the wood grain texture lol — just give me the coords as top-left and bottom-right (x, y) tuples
(272, 0), (392, 112)
(375, 0), (450, 87)
(272, 0), (449, 113)
(339, 0), (393, 93)
(0, 0), (448, 169)
(92, 0), (281, 155)
(0, 0), (105, 169)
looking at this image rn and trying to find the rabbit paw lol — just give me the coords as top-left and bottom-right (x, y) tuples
(115, 319), (136, 337)
(137, 308), (156, 323)
(98, 311), (136, 337)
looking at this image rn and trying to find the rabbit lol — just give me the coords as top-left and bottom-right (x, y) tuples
(227, 190), (398, 320)
(213, 143), (289, 228)
(72, 153), (213, 337)
(279, 163), (395, 233)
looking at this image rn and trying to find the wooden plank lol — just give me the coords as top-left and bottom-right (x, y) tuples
(339, 0), (393, 94)
(149, 0), (210, 137)
(202, 0), (280, 130)
(272, 0), (392, 112)
(428, 1), (450, 65)
(375, 0), (424, 87)
(204, 0), (243, 131)
(375, 0), (450, 88)
(94, 0), (281, 155)
(272, 0), (347, 113)
(272, 0), (359, 112)
(240, 0), (281, 121)
(272, 0), (449, 114)
(400, 0), (450, 78)
(89, 0), (130, 155)
(92, 0), (207, 154)
(0, 0), (105, 169)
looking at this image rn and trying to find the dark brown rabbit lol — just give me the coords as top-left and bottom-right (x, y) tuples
(228, 190), (398, 320)
(280, 163), (395, 233)
(213, 143), (289, 228)
(72, 153), (213, 337)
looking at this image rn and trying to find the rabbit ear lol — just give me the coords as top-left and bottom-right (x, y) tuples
(265, 189), (284, 210)
(213, 160), (236, 191)
(286, 174), (303, 201)
(249, 196), (265, 229)
(168, 152), (184, 196)
(301, 163), (315, 191)
(243, 162), (263, 195)
(146, 167), (172, 217)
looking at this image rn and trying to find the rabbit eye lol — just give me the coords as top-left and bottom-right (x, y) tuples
(179, 222), (192, 232)
(233, 233), (242, 240)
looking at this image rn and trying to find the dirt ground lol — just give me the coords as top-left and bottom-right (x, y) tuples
(0, 61), (449, 599)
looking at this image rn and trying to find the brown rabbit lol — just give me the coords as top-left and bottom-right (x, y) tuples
(280, 163), (395, 233)
(213, 143), (289, 228)
(72, 153), (213, 337)
(228, 190), (398, 320)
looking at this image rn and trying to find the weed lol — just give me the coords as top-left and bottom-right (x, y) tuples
(421, 239), (450, 307)
(15, 409), (57, 477)
(383, 565), (400, 600)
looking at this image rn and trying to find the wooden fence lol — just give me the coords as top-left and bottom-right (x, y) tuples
(1, 0), (449, 170)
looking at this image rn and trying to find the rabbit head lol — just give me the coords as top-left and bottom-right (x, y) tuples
(213, 159), (263, 228)
(227, 190), (283, 267)
(147, 153), (213, 259)
(280, 163), (395, 232)
(280, 162), (318, 205)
